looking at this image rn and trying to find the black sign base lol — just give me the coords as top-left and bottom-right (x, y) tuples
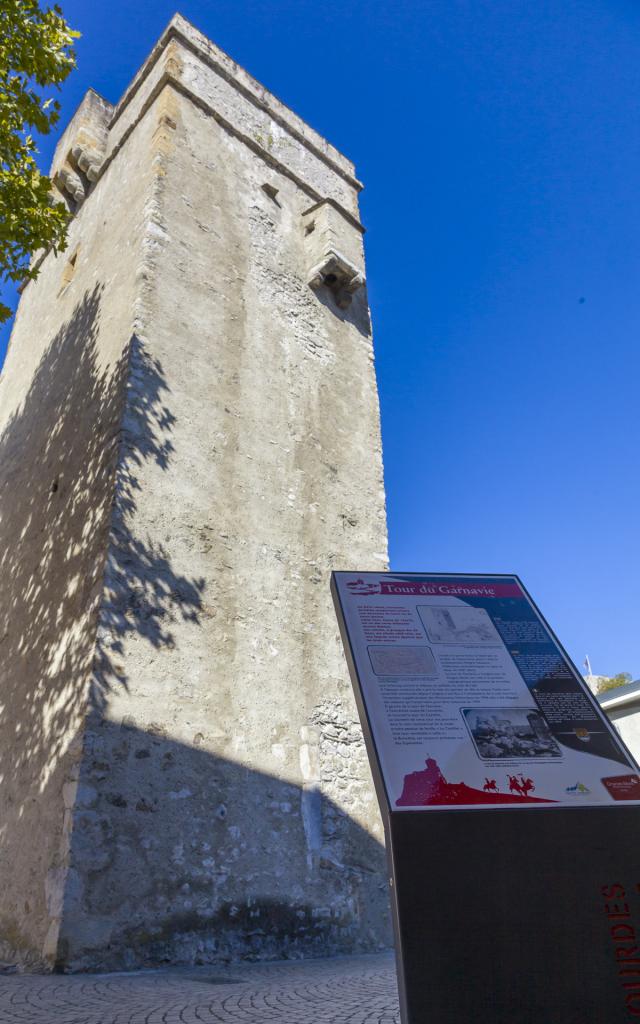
(388, 804), (640, 1024)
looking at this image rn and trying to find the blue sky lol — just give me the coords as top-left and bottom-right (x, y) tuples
(2, 0), (639, 678)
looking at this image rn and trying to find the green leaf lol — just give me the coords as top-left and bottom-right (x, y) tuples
(0, 0), (78, 321)
(596, 672), (633, 694)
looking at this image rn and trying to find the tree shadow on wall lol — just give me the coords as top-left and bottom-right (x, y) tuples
(91, 330), (206, 707)
(0, 285), (205, 965)
(0, 284), (389, 973)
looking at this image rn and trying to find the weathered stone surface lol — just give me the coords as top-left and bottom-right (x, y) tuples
(0, 14), (388, 971)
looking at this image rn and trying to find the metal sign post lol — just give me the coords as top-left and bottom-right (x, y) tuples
(332, 572), (640, 1024)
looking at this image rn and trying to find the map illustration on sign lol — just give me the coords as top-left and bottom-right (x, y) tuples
(332, 572), (640, 811)
(419, 605), (500, 645)
(368, 645), (437, 677)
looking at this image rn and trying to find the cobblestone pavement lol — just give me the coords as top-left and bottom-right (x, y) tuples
(0, 952), (399, 1024)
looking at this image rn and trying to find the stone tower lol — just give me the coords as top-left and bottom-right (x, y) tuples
(0, 16), (388, 971)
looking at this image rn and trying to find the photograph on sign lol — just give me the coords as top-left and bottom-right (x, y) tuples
(461, 707), (562, 759)
(333, 572), (640, 811)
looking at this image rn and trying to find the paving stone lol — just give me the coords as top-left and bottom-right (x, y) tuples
(0, 953), (399, 1024)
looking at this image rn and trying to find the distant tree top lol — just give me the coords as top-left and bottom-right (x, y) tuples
(597, 672), (633, 694)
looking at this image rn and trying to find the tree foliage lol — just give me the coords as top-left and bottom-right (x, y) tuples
(0, 0), (78, 322)
(597, 672), (633, 694)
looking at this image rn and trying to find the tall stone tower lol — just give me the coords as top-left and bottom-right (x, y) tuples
(0, 16), (388, 971)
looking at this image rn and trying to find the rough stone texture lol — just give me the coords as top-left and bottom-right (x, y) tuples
(0, 14), (388, 972)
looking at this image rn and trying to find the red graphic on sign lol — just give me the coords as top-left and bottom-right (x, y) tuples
(380, 580), (523, 598)
(396, 758), (554, 807)
(601, 774), (640, 801)
(345, 577), (524, 598)
(508, 774), (535, 797)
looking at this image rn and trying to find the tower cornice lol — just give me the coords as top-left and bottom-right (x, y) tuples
(50, 14), (364, 231)
(112, 14), (362, 190)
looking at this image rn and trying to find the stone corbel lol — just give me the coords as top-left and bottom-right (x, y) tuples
(308, 250), (364, 310)
(70, 144), (105, 183)
(54, 167), (86, 205)
(303, 200), (365, 310)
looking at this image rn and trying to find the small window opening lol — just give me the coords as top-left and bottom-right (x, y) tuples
(305, 221), (315, 236)
(58, 247), (80, 295)
(261, 183), (281, 206)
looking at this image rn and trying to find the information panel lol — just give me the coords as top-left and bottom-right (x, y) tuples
(333, 572), (639, 811)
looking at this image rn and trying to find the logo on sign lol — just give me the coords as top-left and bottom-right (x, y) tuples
(601, 774), (640, 801)
(565, 781), (590, 795)
(346, 579), (380, 595)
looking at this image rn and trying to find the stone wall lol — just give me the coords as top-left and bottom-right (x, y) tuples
(0, 88), (156, 967)
(0, 14), (389, 971)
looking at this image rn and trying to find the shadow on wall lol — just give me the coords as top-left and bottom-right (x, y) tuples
(0, 285), (205, 966)
(59, 721), (389, 972)
(315, 282), (372, 340)
(0, 285), (389, 970)
(92, 328), (205, 707)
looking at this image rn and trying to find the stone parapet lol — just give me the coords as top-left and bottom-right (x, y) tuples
(50, 14), (363, 225)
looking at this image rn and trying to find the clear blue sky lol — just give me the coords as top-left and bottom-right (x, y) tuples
(2, 0), (639, 678)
